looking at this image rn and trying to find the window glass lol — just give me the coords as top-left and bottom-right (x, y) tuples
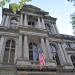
(3, 49), (9, 63)
(71, 55), (75, 68)
(9, 49), (15, 64)
(29, 42), (38, 63)
(28, 21), (31, 25)
(3, 40), (15, 64)
(50, 44), (60, 65)
(28, 21), (35, 27)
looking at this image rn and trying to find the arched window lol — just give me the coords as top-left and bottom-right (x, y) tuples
(29, 42), (38, 63)
(3, 40), (15, 64)
(71, 55), (75, 68)
(50, 44), (60, 65)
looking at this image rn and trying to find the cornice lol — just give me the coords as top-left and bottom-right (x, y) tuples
(0, 26), (48, 37)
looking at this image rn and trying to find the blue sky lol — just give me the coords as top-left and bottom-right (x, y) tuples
(0, 0), (75, 35)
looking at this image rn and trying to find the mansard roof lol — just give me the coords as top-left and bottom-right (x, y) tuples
(3, 4), (48, 15)
(22, 5), (49, 15)
(49, 34), (75, 40)
(2, 4), (56, 20)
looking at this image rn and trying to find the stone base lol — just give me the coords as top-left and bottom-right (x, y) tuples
(17, 71), (75, 75)
(0, 64), (16, 75)
(16, 60), (57, 70)
(63, 65), (74, 69)
(46, 62), (56, 67)
(17, 71), (56, 75)
(16, 58), (31, 66)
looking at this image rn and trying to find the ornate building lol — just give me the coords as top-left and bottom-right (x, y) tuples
(0, 5), (75, 75)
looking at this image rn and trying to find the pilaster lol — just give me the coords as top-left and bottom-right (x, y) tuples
(0, 36), (5, 63)
(20, 14), (23, 26)
(24, 35), (29, 60)
(17, 35), (22, 59)
(52, 23), (57, 34)
(57, 43), (67, 66)
(62, 42), (72, 66)
(38, 17), (41, 28)
(1, 15), (6, 26)
(45, 38), (53, 61)
(41, 18), (45, 29)
(5, 15), (9, 27)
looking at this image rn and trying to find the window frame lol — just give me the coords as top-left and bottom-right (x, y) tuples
(50, 43), (60, 65)
(45, 23), (52, 34)
(3, 39), (15, 64)
(29, 42), (38, 64)
(71, 55), (75, 68)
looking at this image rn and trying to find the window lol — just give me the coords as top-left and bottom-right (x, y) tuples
(71, 55), (75, 68)
(45, 23), (52, 34)
(29, 42), (38, 63)
(50, 44), (60, 65)
(28, 21), (35, 27)
(66, 42), (71, 48)
(3, 40), (15, 64)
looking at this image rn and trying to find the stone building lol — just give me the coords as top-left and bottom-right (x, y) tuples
(0, 5), (75, 75)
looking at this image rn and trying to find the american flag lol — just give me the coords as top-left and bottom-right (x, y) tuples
(39, 47), (46, 69)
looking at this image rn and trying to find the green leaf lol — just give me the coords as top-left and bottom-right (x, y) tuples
(0, 0), (32, 14)
(11, 3), (18, 14)
(0, 0), (10, 8)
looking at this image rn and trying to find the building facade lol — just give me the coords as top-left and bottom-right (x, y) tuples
(0, 5), (75, 75)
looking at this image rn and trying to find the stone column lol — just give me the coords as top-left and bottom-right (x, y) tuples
(41, 38), (47, 61)
(17, 35), (22, 59)
(24, 15), (28, 26)
(20, 14), (23, 26)
(0, 36), (4, 63)
(62, 43), (72, 65)
(41, 18), (45, 29)
(54, 23), (59, 34)
(52, 23), (57, 34)
(45, 38), (53, 61)
(38, 17), (41, 28)
(1, 15), (6, 26)
(51, 23), (55, 34)
(57, 43), (67, 66)
(24, 35), (29, 60)
(5, 15), (9, 27)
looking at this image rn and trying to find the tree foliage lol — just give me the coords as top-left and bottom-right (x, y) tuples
(70, 14), (75, 26)
(67, 0), (75, 5)
(0, 0), (32, 14)
(67, 0), (75, 26)
(0, 0), (10, 8)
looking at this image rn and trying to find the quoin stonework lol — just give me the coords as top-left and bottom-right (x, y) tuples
(0, 5), (75, 75)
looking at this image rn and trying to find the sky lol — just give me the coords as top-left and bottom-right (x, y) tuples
(0, 0), (75, 35)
